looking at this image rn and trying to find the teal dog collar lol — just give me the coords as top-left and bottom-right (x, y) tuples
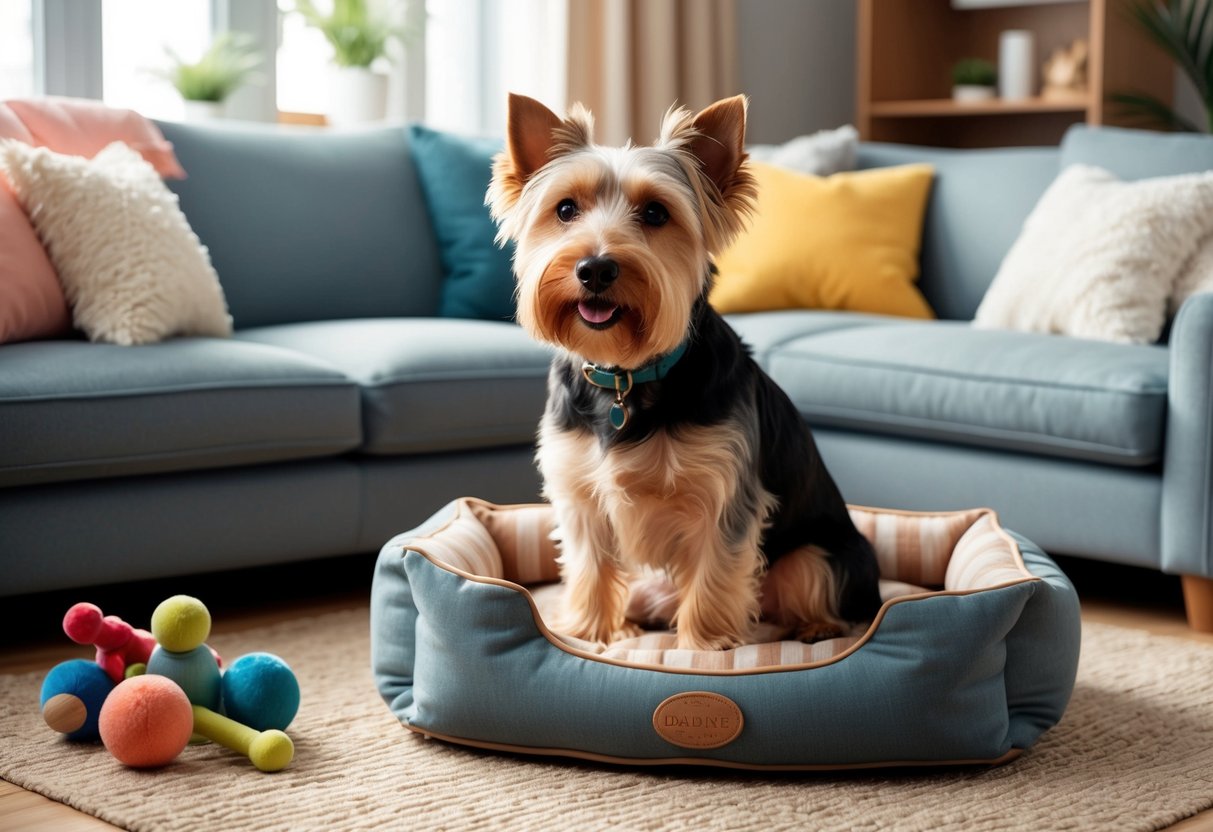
(580, 340), (689, 431)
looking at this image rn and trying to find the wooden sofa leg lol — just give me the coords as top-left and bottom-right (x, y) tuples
(1182, 575), (1213, 633)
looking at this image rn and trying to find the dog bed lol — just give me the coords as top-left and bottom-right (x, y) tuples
(371, 498), (1080, 769)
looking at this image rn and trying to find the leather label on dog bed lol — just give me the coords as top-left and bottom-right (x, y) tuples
(652, 692), (744, 749)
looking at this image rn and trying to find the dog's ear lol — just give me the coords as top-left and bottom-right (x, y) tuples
(506, 93), (564, 182)
(687, 95), (748, 195)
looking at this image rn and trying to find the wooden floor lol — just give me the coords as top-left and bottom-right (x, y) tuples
(2, 553), (1212, 831)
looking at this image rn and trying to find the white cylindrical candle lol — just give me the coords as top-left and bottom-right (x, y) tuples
(999, 30), (1036, 100)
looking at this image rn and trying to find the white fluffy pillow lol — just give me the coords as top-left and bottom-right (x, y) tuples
(0, 140), (231, 345)
(974, 164), (1213, 344)
(747, 125), (858, 177)
(1171, 234), (1213, 317)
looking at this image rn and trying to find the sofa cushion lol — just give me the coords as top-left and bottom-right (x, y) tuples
(408, 125), (516, 322)
(857, 144), (1060, 321)
(767, 321), (1168, 466)
(710, 163), (936, 319)
(157, 120), (443, 329)
(236, 319), (553, 454)
(1059, 125), (1213, 319)
(0, 338), (361, 487)
(724, 311), (910, 368)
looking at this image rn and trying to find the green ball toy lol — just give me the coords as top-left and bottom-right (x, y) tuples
(151, 595), (211, 653)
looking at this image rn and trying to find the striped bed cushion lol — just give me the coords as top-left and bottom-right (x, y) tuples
(402, 498), (1035, 670)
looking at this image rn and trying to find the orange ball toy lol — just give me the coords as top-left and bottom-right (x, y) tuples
(99, 675), (193, 768)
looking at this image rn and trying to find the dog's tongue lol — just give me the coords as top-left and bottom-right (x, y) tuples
(578, 300), (618, 324)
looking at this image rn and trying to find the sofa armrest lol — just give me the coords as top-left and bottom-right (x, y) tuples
(1161, 293), (1213, 578)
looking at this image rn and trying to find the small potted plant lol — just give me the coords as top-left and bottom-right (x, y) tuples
(155, 32), (262, 122)
(294, 0), (410, 125)
(952, 58), (997, 103)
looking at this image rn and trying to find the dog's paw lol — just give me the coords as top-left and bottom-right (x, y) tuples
(796, 621), (847, 643)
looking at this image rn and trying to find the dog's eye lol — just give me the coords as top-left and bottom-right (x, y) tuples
(556, 199), (579, 223)
(641, 201), (669, 227)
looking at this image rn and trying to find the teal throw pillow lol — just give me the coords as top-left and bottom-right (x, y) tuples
(408, 124), (516, 321)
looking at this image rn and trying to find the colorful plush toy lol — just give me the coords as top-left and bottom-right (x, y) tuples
(221, 652), (300, 731)
(145, 595), (222, 711)
(62, 603), (156, 683)
(98, 674), (194, 768)
(40, 659), (115, 742)
(45, 594), (300, 774)
(192, 705), (294, 772)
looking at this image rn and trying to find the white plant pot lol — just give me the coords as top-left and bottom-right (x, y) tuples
(183, 100), (225, 122)
(952, 85), (996, 102)
(327, 67), (389, 126)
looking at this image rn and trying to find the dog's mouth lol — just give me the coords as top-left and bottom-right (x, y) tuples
(576, 298), (623, 330)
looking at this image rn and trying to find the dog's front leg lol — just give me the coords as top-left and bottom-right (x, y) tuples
(671, 532), (764, 651)
(552, 498), (629, 644)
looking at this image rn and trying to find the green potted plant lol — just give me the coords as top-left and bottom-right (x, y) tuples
(294, 0), (409, 124)
(952, 58), (997, 102)
(1113, 0), (1213, 132)
(154, 32), (262, 122)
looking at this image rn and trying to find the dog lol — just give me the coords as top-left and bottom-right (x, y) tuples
(487, 93), (882, 650)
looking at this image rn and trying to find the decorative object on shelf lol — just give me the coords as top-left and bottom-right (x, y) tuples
(1113, 0), (1213, 132)
(1041, 38), (1089, 100)
(294, 0), (412, 125)
(998, 29), (1036, 100)
(152, 32), (262, 122)
(952, 58), (998, 101)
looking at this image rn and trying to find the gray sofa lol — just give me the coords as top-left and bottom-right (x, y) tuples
(2, 119), (1211, 628)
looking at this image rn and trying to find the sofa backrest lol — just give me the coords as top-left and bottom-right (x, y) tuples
(857, 142), (1059, 321)
(158, 120), (443, 329)
(1059, 124), (1213, 180)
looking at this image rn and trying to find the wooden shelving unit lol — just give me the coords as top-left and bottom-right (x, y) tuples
(857, 0), (1175, 147)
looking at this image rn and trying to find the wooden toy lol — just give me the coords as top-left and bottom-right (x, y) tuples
(221, 652), (300, 731)
(192, 705), (294, 772)
(40, 659), (115, 741)
(98, 675), (194, 768)
(62, 602), (156, 683)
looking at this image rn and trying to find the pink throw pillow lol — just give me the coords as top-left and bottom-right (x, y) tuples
(0, 102), (33, 144)
(0, 181), (71, 343)
(0, 102), (70, 343)
(7, 96), (186, 179)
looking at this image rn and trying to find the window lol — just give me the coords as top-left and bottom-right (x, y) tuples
(0, 0), (35, 99)
(276, 0), (331, 115)
(101, 0), (213, 121)
(424, 0), (565, 135)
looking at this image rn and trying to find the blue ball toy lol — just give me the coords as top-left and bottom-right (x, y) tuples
(220, 652), (300, 731)
(146, 644), (222, 711)
(40, 659), (115, 742)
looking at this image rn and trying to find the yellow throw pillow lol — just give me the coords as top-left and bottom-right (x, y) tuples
(710, 161), (936, 318)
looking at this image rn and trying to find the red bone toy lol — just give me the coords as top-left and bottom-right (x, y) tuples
(63, 603), (157, 683)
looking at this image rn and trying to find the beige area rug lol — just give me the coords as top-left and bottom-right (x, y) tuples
(2, 607), (1213, 832)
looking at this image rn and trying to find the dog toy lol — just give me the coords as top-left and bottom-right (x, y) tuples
(98, 675), (194, 768)
(192, 705), (294, 772)
(146, 595), (221, 711)
(40, 659), (115, 741)
(221, 652), (300, 731)
(62, 602), (156, 683)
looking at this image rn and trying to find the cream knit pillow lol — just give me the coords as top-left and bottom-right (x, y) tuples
(1171, 234), (1213, 317)
(0, 140), (231, 345)
(974, 164), (1213, 344)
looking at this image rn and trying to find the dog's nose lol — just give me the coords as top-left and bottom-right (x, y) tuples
(576, 256), (620, 293)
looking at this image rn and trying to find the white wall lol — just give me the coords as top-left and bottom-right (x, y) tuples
(736, 0), (856, 144)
